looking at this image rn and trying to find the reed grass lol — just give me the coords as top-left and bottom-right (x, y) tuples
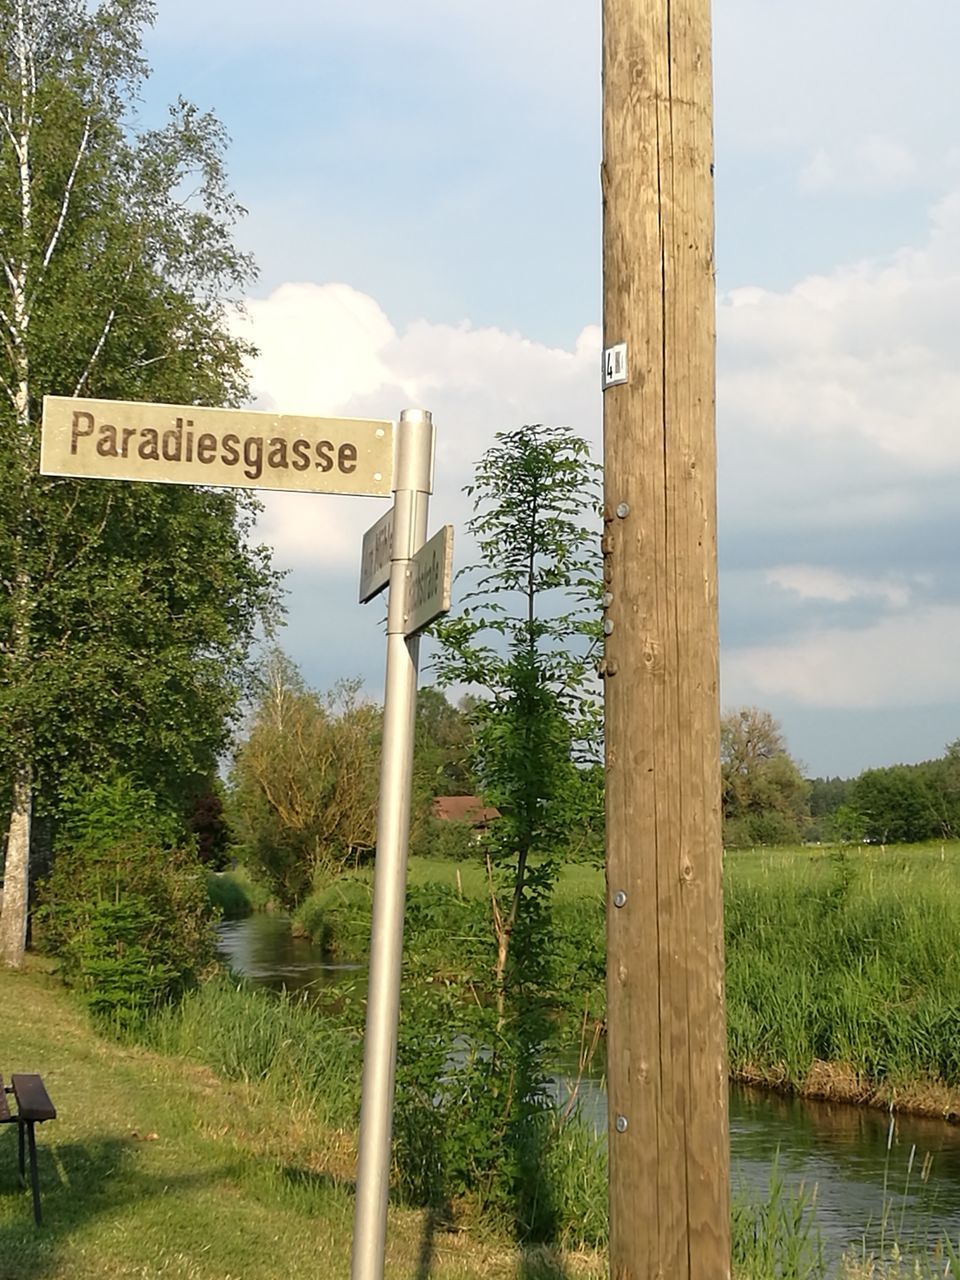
(725, 845), (960, 1101)
(142, 974), (362, 1128)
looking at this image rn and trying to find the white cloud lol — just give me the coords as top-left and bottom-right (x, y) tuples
(233, 282), (602, 572)
(235, 284), (402, 415)
(800, 136), (918, 193)
(724, 605), (960, 710)
(720, 187), (960, 473)
(766, 566), (913, 609)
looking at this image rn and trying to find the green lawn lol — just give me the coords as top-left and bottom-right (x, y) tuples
(0, 959), (602, 1280)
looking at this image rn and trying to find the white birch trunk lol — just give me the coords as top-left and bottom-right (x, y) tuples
(0, 764), (32, 966)
(0, 0), (36, 967)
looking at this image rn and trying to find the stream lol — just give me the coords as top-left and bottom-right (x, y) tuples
(217, 913), (960, 1264)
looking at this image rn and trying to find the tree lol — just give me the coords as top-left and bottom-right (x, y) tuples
(850, 761), (949, 845)
(396, 423), (602, 1231)
(0, 0), (278, 966)
(720, 707), (810, 847)
(228, 652), (381, 906)
(433, 423), (602, 1000)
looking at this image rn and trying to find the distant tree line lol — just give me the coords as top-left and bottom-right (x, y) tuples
(720, 708), (960, 848)
(808, 741), (960, 845)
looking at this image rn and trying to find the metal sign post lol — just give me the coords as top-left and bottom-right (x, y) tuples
(351, 408), (436, 1280)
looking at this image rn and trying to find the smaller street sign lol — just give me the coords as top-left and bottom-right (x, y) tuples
(404, 525), (453, 637)
(40, 395), (394, 497)
(359, 505), (395, 603)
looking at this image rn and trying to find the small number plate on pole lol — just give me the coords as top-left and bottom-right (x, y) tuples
(602, 343), (628, 389)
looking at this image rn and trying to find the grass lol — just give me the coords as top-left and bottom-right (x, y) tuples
(7, 953), (960, 1278)
(0, 957), (606, 1279)
(724, 843), (960, 1108)
(302, 844), (960, 1110)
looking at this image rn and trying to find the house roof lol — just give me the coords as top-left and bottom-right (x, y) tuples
(431, 795), (500, 825)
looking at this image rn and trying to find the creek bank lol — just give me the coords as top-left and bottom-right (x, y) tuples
(732, 1059), (960, 1124)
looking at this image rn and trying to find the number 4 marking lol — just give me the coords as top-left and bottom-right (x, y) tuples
(603, 343), (628, 390)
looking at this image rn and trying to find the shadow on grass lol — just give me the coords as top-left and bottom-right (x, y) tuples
(518, 1247), (573, 1280)
(0, 1129), (228, 1280)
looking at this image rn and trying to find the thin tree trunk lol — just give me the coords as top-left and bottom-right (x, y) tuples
(0, 761), (32, 966)
(0, 0), (36, 968)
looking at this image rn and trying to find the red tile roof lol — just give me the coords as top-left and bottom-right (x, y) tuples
(431, 796), (500, 825)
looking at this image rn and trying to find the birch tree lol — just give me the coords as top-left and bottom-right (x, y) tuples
(0, 0), (277, 966)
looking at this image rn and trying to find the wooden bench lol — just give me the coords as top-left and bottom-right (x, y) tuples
(1, 1073), (57, 1224)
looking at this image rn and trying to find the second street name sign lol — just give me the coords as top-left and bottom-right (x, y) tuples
(40, 395), (394, 497)
(358, 505), (395, 603)
(404, 524), (453, 637)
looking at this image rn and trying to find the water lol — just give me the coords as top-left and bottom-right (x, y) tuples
(216, 913), (364, 993)
(216, 914), (960, 1264)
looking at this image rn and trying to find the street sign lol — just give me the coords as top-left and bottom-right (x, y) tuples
(404, 524), (453, 637)
(358, 505), (395, 603)
(40, 395), (394, 497)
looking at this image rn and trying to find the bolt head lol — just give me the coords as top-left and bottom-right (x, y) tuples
(613, 890), (627, 908)
(615, 1115), (628, 1133)
(616, 502), (630, 519)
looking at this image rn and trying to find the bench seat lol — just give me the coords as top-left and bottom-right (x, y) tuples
(1, 1071), (56, 1224)
(11, 1075), (56, 1123)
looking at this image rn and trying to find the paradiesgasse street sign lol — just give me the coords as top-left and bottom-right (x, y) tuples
(40, 395), (394, 496)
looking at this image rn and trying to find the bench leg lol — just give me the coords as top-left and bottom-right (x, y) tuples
(26, 1122), (42, 1225)
(18, 1118), (25, 1184)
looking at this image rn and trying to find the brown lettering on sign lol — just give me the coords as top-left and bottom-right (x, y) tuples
(197, 433), (216, 463)
(71, 411), (95, 453)
(138, 429), (159, 461)
(97, 423), (118, 457)
(316, 439), (334, 472)
(339, 442), (357, 473)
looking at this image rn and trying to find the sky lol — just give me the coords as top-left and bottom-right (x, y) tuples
(138, 0), (960, 780)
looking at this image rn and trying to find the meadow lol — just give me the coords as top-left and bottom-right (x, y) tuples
(289, 840), (960, 1112)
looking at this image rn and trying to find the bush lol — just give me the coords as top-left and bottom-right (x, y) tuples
(206, 867), (270, 918)
(37, 776), (215, 1027)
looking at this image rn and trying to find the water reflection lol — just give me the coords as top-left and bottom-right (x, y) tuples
(217, 915), (960, 1263)
(216, 914), (363, 993)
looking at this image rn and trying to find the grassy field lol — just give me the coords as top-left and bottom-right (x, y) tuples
(298, 842), (960, 1112)
(0, 958), (604, 1280)
(5, 950), (959, 1278)
(724, 842), (960, 1110)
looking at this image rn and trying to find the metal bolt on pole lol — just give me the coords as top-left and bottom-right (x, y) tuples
(351, 409), (435, 1280)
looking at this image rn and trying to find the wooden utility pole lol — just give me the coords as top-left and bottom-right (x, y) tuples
(601, 1), (730, 1277)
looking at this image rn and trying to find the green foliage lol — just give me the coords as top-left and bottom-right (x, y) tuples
(36, 776), (215, 1026)
(412, 815), (481, 861)
(228, 653), (381, 907)
(0, 0), (280, 963)
(292, 875), (375, 958)
(144, 975), (362, 1130)
(412, 685), (476, 798)
(405, 425), (602, 1235)
(206, 867), (270, 919)
(722, 707), (810, 846)
(850, 757), (959, 845)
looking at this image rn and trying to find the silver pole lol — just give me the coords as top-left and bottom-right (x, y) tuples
(351, 409), (435, 1280)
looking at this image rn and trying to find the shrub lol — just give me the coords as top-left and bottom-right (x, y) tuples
(37, 776), (215, 1027)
